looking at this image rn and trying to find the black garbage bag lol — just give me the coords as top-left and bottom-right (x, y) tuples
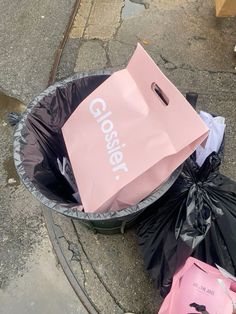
(136, 152), (236, 297)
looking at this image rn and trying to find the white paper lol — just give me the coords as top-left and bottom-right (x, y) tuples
(196, 111), (225, 167)
(57, 157), (78, 192)
(216, 264), (236, 283)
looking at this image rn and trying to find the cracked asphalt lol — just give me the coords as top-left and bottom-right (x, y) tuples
(0, 0), (236, 313)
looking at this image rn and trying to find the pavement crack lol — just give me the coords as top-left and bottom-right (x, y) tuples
(129, 0), (150, 9)
(159, 54), (177, 70)
(192, 35), (207, 41)
(71, 220), (127, 313)
(53, 223), (87, 289)
(103, 41), (112, 68)
(82, 0), (94, 38)
(68, 241), (87, 289)
(113, 39), (136, 48)
(159, 54), (169, 64)
(53, 223), (66, 239)
(68, 241), (81, 262)
(159, 54), (236, 75)
(113, 0), (125, 40)
(178, 65), (236, 76)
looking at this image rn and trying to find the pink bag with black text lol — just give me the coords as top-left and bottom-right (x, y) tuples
(158, 257), (236, 314)
(62, 44), (208, 213)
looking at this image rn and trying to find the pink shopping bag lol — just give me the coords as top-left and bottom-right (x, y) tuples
(158, 257), (236, 314)
(62, 44), (208, 213)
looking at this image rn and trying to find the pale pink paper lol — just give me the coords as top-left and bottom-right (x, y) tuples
(62, 44), (208, 213)
(158, 257), (236, 314)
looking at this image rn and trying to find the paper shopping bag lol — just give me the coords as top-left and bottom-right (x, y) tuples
(158, 257), (236, 314)
(62, 44), (208, 213)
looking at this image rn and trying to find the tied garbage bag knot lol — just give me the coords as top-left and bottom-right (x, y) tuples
(175, 153), (224, 249)
(177, 184), (212, 249)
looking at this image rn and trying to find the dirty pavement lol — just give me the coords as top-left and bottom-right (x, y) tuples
(0, 0), (236, 313)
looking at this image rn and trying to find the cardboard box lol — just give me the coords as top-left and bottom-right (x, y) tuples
(215, 0), (236, 17)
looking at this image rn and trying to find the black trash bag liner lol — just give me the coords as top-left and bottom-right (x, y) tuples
(136, 152), (236, 297)
(8, 112), (22, 126)
(21, 74), (109, 204)
(13, 72), (182, 223)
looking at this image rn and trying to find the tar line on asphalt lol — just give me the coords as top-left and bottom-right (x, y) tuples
(45, 0), (101, 312)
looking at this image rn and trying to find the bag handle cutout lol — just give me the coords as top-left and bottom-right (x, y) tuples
(151, 82), (169, 106)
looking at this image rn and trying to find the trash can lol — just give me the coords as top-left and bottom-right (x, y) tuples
(13, 71), (182, 234)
